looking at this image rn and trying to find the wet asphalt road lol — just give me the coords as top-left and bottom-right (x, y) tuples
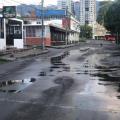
(0, 40), (120, 120)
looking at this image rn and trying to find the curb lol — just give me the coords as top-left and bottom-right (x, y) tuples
(48, 44), (80, 49)
(1, 50), (49, 61)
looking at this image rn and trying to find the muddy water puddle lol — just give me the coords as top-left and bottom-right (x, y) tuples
(50, 49), (120, 100)
(0, 78), (36, 93)
(91, 65), (120, 99)
(36, 48), (120, 101)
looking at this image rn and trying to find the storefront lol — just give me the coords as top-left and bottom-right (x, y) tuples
(0, 16), (23, 50)
(6, 18), (23, 49)
(24, 24), (66, 47)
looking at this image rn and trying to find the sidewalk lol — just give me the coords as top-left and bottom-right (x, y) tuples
(48, 43), (81, 49)
(0, 48), (49, 61)
(0, 43), (83, 61)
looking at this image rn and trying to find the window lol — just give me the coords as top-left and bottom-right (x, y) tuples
(0, 18), (4, 38)
(14, 26), (22, 34)
(85, 8), (89, 11)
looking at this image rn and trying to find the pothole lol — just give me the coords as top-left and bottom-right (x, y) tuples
(0, 78), (36, 93)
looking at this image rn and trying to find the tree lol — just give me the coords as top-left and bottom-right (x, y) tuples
(104, 0), (120, 34)
(104, 0), (120, 44)
(80, 25), (92, 39)
(97, 1), (112, 25)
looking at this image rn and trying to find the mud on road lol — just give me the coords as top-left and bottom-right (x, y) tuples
(1, 41), (120, 120)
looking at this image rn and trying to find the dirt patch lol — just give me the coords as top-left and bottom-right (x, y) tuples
(43, 76), (74, 97)
(54, 76), (74, 89)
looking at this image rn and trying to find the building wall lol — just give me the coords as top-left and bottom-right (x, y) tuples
(0, 19), (6, 50)
(80, 0), (85, 25)
(24, 9), (80, 46)
(13, 19), (24, 49)
(0, 38), (6, 50)
(68, 32), (79, 43)
(80, 0), (96, 25)
(14, 39), (24, 49)
(57, 0), (73, 14)
(62, 16), (80, 43)
(70, 17), (80, 32)
(24, 25), (51, 46)
(57, 0), (66, 10)
(94, 22), (107, 38)
(50, 26), (66, 46)
(74, 1), (80, 21)
(25, 38), (51, 46)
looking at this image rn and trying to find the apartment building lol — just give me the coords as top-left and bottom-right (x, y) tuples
(80, 0), (96, 25)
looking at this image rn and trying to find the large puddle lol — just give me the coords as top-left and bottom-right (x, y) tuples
(91, 65), (120, 99)
(0, 78), (36, 93)
(49, 49), (120, 100)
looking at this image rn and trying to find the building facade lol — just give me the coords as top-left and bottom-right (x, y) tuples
(0, 16), (24, 50)
(57, 0), (74, 14)
(80, 0), (85, 25)
(24, 23), (66, 46)
(23, 9), (80, 47)
(74, 1), (80, 21)
(80, 0), (96, 25)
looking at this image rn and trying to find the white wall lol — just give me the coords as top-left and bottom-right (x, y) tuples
(0, 39), (6, 50)
(0, 19), (6, 50)
(68, 32), (79, 43)
(70, 17), (80, 32)
(14, 39), (24, 49)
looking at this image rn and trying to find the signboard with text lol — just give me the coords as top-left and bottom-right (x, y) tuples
(3, 6), (16, 18)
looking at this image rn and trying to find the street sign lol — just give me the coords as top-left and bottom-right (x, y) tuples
(3, 6), (16, 18)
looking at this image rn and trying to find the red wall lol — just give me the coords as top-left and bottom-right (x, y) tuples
(62, 18), (71, 28)
(25, 37), (51, 46)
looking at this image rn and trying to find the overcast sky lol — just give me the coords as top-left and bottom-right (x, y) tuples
(0, 0), (111, 7)
(0, 0), (59, 6)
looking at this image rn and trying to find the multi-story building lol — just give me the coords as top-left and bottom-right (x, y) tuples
(80, 0), (85, 25)
(74, 1), (80, 21)
(80, 0), (96, 25)
(57, 0), (73, 14)
(57, 0), (67, 10)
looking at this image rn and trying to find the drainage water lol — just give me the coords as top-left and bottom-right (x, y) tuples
(0, 78), (36, 93)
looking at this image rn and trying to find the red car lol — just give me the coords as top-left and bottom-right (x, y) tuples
(105, 35), (116, 41)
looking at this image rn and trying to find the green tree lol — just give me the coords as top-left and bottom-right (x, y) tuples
(80, 25), (92, 39)
(104, 0), (120, 43)
(104, 0), (120, 33)
(97, 1), (112, 25)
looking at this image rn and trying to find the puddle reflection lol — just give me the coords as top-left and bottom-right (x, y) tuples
(0, 78), (36, 93)
(91, 65), (120, 99)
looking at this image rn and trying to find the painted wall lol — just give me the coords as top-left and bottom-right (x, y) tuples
(14, 39), (24, 49)
(68, 32), (79, 43)
(25, 38), (51, 46)
(0, 19), (6, 50)
(0, 39), (6, 50)
(24, 25), (51, 46)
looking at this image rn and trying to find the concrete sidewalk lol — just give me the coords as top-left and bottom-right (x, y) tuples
(0, 43), (84, 61)
(48, 43), (81, 49)
(0, 48), (49, 61)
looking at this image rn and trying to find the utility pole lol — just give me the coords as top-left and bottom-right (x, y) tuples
(65, 6), (71, 45)
(65, 6), (68, 46)
(41, 0), (45, 49)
